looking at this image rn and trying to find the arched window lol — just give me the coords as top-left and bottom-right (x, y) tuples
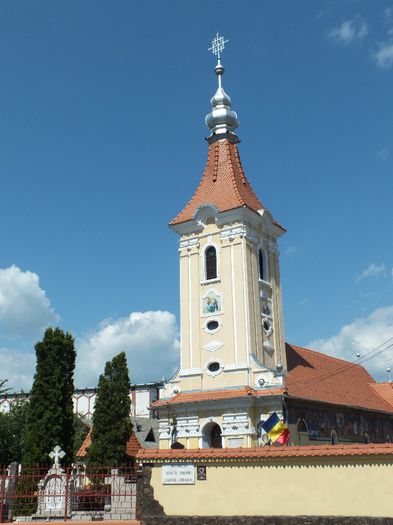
(205, 246), (217, 280)
(331, 429), (339, 445)
(258, 249), (265, 281)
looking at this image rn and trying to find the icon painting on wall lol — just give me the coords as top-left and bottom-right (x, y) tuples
(203, 290), (222, 315)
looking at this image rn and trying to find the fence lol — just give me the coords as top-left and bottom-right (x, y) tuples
(0, 465), (137, 522)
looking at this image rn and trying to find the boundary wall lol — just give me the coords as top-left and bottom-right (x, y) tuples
(136, 443), (393, 519)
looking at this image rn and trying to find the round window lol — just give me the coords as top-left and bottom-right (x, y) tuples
(207, 320), (219, 331)
(208, 362), (220, 373)
(262, 319), (272, 334)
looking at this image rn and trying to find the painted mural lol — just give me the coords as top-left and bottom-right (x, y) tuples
(287, 402), (393, 443)
(202, 290), (222, 315)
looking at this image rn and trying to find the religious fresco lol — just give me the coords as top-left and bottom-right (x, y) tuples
(202, 290), (222, 315)
(287, 402), (393, 443)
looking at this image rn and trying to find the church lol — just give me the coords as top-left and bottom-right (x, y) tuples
(151, 34), (393, 451)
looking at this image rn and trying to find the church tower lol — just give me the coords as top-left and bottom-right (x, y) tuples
(156, 35), (287, 449)
(163, 35), (286, 396)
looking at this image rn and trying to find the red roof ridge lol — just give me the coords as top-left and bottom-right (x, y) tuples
(137, 443), (393, 460)
(152, 386), (285, 407)
(225, 140), (245, 206)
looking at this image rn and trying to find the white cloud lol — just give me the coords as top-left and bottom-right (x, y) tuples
(310, 306), (393, 381)
(329, 17), (368, 44)
(0, 265), (59, 336)
(374, 40), (393, 69)
(284, 245), (297, 256)
(0, 346), (35, 391)
(76, 311), (179, 387)
(377, 148), (390, 160)
(384, 7), (393, 19)
(355, 263), (387, 282)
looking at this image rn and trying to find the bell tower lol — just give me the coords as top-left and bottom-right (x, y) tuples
(163, 34), (286, 397)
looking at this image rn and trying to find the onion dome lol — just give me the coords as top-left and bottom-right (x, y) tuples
(205, 62), (239, 137)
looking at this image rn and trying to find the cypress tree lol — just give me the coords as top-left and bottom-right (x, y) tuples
(87, 352), (131, 467)
(22, 327), (76, 467)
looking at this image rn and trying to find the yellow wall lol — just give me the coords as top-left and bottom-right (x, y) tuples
(148, 456), (393, 517)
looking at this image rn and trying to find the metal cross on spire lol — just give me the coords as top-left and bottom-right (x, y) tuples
(49, 445), (65, 468)
(208, 32), (229, 61)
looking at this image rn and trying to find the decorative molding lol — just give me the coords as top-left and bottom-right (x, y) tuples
(203, 340), (224, 352)
(158, 419), (171, 440)
(179, 368), (203, 378)
(176, 416), (201, 438)
(220, 225), (259, 245)
(263, 340), (274, 354)
(222, 413), (253, 436)
(179, 237), (200, 251)
(223, 363), (249, 372)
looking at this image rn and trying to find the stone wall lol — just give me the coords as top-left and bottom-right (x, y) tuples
(136, 466), (165, 521)
(141, 517), (393, 525)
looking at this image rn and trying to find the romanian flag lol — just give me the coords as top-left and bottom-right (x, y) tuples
(262, 412), (290, 445)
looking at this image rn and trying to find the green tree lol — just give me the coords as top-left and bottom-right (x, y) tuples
(0, 401), (29, 466)
(22, 327), (76, 467)
(86, 352), (131, 467)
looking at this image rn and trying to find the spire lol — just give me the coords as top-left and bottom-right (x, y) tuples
(205, 33), (239, 140)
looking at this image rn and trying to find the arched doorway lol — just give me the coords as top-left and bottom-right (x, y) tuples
(202, 422), (223, 448)
(297, 418), (309, 446)
(331, 429), (339, 445)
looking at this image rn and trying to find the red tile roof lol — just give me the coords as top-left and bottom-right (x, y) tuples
(369, 382), (393, 409)
(170, 139), (265, 225)
(76, 429), (91, 457)
(152, 386), (285, 408)
(136, 443), (393, 461)
(76, 430), (142, 458)
(285, 343), (393, 413)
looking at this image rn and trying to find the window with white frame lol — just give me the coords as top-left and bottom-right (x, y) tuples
(205, 246), (217, 280)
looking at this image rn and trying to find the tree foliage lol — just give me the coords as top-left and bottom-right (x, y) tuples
(87, 352), (131, 467)
(0, 401), (29, 466)
(22, 327), (76, 467)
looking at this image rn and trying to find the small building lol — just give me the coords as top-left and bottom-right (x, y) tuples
(76, 417), (159, 462)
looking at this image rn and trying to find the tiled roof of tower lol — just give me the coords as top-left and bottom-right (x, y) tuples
(170, 139), (265, 225)
(285, 343), (393, 413)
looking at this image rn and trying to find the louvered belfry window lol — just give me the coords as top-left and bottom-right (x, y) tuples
(258, 249), (264, 281)
(205, 246), (217, 280)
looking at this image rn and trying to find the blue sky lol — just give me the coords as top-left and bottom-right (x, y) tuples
(1, 0), (393, 390)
